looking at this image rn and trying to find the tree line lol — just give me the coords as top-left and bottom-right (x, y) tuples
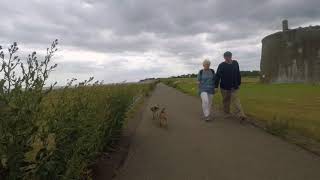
(169, 70), (260, 79)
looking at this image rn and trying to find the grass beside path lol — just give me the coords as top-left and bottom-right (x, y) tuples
(161, 77), (320, 143)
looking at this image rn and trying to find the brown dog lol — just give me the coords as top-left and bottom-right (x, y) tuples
(150, 104), (160, 120)
(159, 108), (168, 128)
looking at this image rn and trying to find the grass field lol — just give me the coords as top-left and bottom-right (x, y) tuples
(162, 77), (320, 142)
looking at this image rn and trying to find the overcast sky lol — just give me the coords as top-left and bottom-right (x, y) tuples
(1, 0), (320, 84)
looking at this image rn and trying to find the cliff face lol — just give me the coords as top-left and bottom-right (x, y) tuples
(260, 26), (320, 83)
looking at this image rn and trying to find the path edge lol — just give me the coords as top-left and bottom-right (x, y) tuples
(91, 87), (155, 180)
(162, 81), (320, 157)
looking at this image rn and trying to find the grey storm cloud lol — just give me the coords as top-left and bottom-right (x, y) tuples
(1, 0), (320, 83)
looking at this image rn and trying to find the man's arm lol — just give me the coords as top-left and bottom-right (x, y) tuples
(236, 61), (241, 86)
(215, 64), (222, 88)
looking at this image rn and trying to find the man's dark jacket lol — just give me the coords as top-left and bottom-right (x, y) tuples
(215, 60), (241, 90)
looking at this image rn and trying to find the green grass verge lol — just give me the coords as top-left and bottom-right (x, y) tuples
(161, 77), (320, 142)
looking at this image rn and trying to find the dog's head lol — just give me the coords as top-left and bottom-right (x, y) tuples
(150, 105), (160, 112)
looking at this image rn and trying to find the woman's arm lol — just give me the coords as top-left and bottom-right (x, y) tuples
(197, 70), (201, 85)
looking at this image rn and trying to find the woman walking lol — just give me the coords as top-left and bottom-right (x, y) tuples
(197, 59), (215, 121)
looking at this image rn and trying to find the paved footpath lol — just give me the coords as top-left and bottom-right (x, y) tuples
(115, 83), (320, 180)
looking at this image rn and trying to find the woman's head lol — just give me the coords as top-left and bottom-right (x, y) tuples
(202, 59), (211, 70)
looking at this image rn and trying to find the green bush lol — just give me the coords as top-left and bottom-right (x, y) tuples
(0, 41), (156, 179)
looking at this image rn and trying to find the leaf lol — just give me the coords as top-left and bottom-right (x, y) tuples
(46, 133), (56, 151)
(24, 137), (44, 163)
(1, 156), (7, 168)
(20, 163), (37, 173)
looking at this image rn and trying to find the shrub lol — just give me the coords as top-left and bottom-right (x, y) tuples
(0, 41), (156, 179)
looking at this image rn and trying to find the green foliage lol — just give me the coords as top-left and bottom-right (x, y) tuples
(0, 40), (59, 180)
(0, 41), (156, 179)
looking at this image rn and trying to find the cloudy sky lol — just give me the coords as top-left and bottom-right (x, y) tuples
(1, 0), (320, 84)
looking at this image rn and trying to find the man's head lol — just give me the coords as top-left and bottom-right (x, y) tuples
(223, 51), (232, 61)
(202, 59), (211, 70)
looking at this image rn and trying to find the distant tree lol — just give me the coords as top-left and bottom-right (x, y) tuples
(240, 71), (260, 77)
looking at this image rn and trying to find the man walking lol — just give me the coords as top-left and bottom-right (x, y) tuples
(215, 51), (246, 122)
